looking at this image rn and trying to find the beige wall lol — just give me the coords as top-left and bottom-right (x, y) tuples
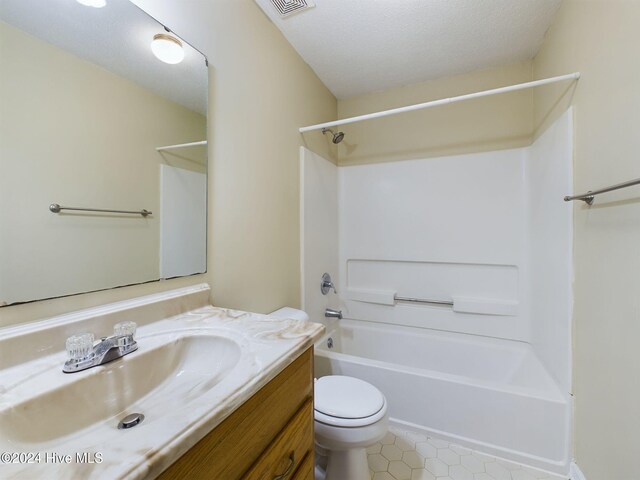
(0, 0), (337, 326)
(533, 2), (640, 479)
(0, 20), (206, 308)
(2, 1), (638, 476)
(336, 61), (533, 165)
(200, 1), (337, 313)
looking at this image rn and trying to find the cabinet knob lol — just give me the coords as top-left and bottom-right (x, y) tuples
(273, 452), (295, 480)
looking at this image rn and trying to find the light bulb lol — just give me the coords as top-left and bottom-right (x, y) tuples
(76, 0), (107, 7)
(151, 34), (185, 65)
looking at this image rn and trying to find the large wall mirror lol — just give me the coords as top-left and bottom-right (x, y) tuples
(0, 0), (208, 306)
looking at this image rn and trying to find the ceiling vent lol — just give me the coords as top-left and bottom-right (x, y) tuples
(270, 0), (315, 18)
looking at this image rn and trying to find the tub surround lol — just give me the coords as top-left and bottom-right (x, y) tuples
(301, 109), (573, 476)
(0, 284), (324, 479)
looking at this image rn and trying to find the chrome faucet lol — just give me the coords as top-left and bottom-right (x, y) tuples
(325, 308), (343, 320)
(63, 321), (138, 373)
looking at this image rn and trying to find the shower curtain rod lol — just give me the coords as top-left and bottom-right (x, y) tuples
(299, 72), (580, 133)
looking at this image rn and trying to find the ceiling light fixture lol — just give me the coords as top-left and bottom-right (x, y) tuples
(151, 33), (184, 65)
(76, 0), (107, 8)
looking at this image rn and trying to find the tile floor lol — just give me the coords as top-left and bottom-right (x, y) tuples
(367, 426), (566, 480)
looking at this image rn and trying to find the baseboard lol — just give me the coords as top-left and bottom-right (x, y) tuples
(570, 462), (586, 480)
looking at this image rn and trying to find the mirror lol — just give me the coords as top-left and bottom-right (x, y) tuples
(0, 0), (208, 306)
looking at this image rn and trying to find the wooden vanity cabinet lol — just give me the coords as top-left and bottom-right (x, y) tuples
(157, 347), (314, 480)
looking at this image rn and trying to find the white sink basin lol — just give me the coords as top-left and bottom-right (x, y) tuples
(1, 332), (242, 445)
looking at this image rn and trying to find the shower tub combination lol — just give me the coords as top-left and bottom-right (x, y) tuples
(314, 319), (571, 475)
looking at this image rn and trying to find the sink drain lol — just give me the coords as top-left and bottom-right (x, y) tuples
(118, 413), (145, 430)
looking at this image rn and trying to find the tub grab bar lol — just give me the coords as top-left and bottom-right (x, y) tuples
(344, 289), (452, 307)
(394, 296), (453, 306)
(344, 289), (518, 316)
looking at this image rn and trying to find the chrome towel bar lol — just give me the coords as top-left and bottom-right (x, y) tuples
(564, 177), (640, 205)
(49, 203), (152, 217)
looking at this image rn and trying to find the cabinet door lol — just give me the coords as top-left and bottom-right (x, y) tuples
(243, 399), (314, 480)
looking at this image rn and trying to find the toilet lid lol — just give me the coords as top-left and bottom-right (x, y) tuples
(315, 376), (385, 419)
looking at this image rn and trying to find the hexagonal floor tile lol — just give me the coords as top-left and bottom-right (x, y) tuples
(381, 431), (397, 445)
(389, 460), (412, 480)
(375, 427), (565, 480)
(427, 437), (450, 448)
(424, 458), (449, 477)
(485, 461), (512, 480)
(369, 453), (390, 472)
(438, 448), (461, 466)
(381, 444), (403, 461)
(411, 469), (436, 480)
(405, 431), (428, 444)
(472, 451), (496, 463)
(461, 455), (485, 474)
(511, 470), (538, 480)
(395, 435), (415, 452)
(451, 445), (472, 456)
(367, 443), (383, 454)
(473, 474), (494, 480)
(449, 464), (474, 480)
(402, 450), (425, 469)
(373, 472), (396, 480)
(415, 441), (437, 459)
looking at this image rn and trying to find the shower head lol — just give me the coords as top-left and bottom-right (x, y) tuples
(322, 128), (345, 144)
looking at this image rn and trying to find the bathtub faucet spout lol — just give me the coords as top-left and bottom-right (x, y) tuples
(325, 308), (343, 320)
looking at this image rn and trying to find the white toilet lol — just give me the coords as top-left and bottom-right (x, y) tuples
(270, 307), (389, 480)
(314, 375), (389, 480)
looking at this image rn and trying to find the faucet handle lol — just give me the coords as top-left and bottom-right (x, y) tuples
(114, 321), (137, 338)
(66, 333), (95, 361)
(321, 273), (337, 295)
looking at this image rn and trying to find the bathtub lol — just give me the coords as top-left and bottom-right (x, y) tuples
(314, 319), (571, 475)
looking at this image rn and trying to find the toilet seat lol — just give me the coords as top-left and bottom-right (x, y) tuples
(314, 376), (387, 427)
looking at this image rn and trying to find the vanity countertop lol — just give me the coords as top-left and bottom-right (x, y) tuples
(0, 287), (324, 479)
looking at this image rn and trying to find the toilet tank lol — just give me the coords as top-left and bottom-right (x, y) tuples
(269, 307), (309, 322)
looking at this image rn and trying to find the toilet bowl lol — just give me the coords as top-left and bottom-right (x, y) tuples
(314, 375), (389, 480)
(269, 307), (389, 480)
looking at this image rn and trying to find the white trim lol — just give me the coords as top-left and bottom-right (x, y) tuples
(299, 72), (580, 133)
(570, 462), (587, 480)
(299, 147), (307, 311)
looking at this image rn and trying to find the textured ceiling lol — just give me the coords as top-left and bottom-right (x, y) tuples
(0, 0), (207, 114)
(254, 0), (563, 99)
